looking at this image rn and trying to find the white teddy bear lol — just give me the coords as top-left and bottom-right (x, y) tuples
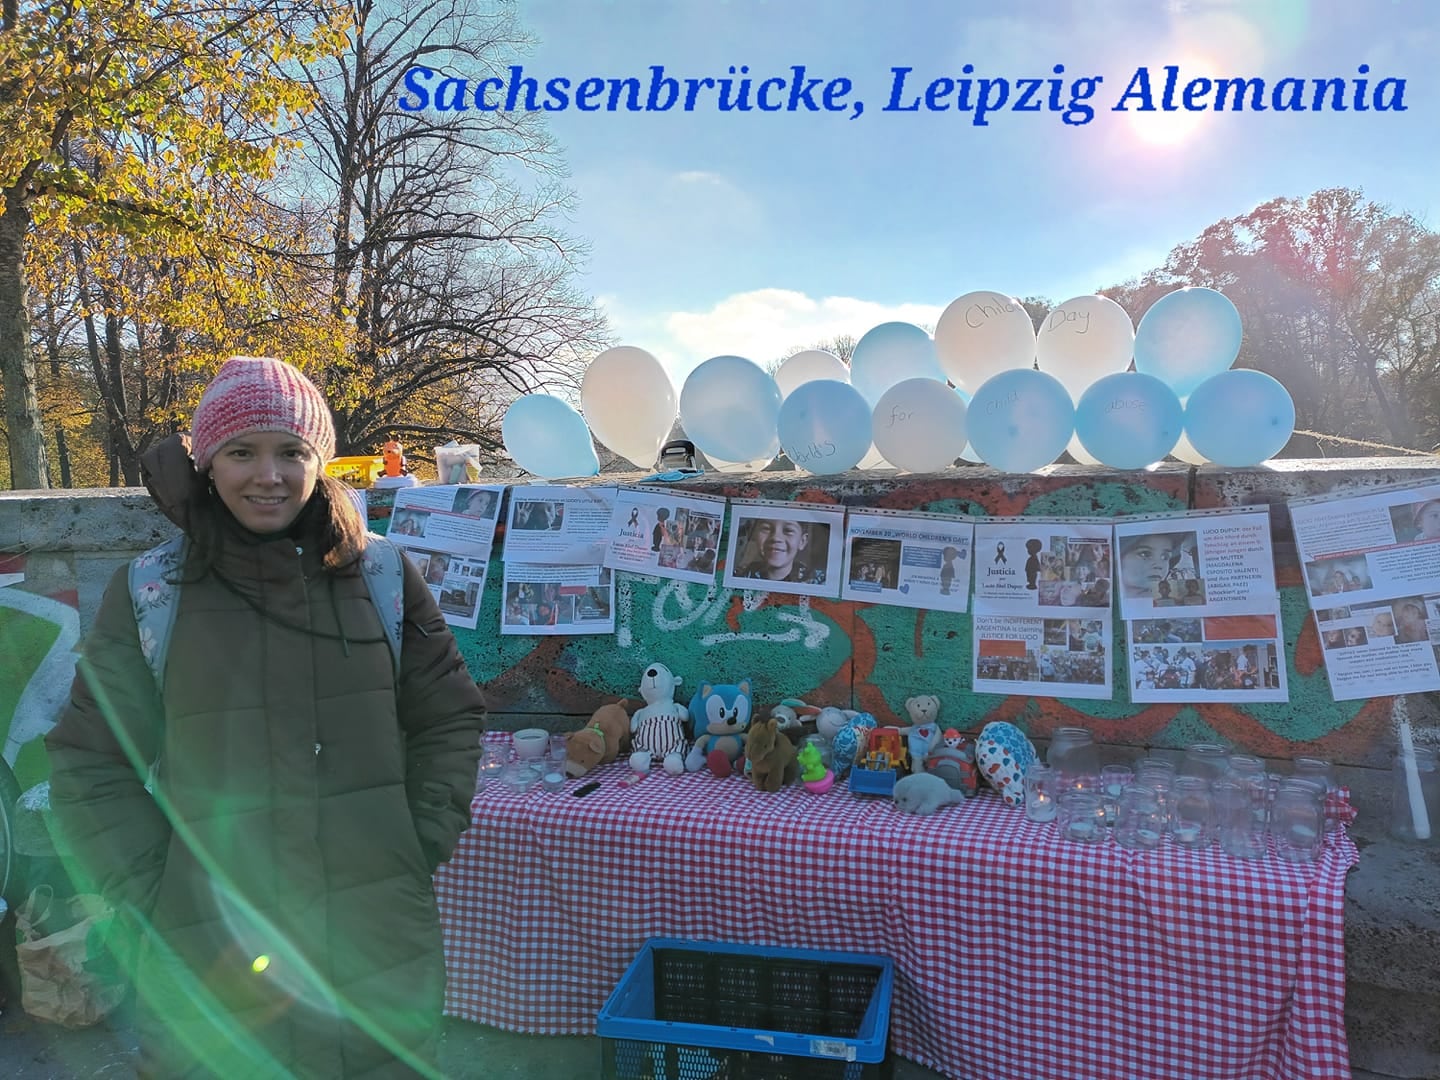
(629, 662), (690, 775)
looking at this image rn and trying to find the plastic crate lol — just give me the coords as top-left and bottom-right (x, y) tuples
(598, 938), (894, 1080)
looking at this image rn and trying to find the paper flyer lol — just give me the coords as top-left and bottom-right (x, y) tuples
(500, 563), (615, 635)
(1113, 509), (1280, 621)
(721, 499), (846, 599)
(502, 484), (617, 565)
(603, 486), (725, 584)
(972, 518), (1114, 613)
(1290, 480), (1440, 700)
(388, 484), (506, 629)
(972, 613), (1113, 700)
(1126, 613), (1288, 703)
(840, 510), (974, 612)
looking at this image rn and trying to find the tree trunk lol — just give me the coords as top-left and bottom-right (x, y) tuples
(103, 310), (140, 484)
(41, 305), (73, 488)
(0, 184), (50, 489)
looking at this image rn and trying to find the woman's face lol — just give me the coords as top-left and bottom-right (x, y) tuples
(209, 432), (320, 534)
(752, 519), (807, 578)
(1120, 535), (1176, 595)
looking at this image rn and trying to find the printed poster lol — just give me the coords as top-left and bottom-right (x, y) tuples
(603, 486), (725, 584)
(1290, 480), (1440, 700)
(1115, 509), (1286, 704)
(971, 518), (1115, 700)
(500, 563), (615, 636)
(388, 484), (506, 629)
(721, 499), (846, 599)
(502, 484), (616, 565)
(840, 510), (974, 612)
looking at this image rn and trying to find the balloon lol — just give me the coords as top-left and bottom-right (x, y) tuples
(871, 378), (968, 473)
(776, 349), (849, 400)
(1035, 295), (1135, 399)
(934, 290), (1037, 391)
(1073, 372), (1183, 470)
(704, 453), (776, 473)
(1183, 369), (1295, 467)
(581, 346), (677, 468)
(1066, 434), (1100, 465)
(966, 369), (1074, 473)
(1133, 287), (1243, 398)
(1168, 428), (1210, 465)
(679, 355), (782, 464)
(849, 322), (946, 406)
(776, 379), (872, 474)
(857, 444), (892, 470)
(501, 394), (600, 479)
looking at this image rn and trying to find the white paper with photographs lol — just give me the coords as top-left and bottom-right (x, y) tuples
(840, 510), (974, 612)
(721, 500), (846, 599)
(1290, 481), (1440, 700)
(499, 563), (615, 636)
(1113, 509), (1279, 621)
(388, 484), (506, 629)
(972, 518), (1114, 615)
(502, 485), (616, 565)
(972, 614), (1114, 700)
(1126, 613), (1288, 703)
(603, 486), (725, 584)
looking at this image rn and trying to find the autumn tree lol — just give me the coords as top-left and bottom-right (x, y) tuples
(293, 0), (607, 465)
(0, 0), (349, 488)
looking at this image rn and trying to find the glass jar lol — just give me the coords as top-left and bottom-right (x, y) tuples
(1025, 763), (1059, 823)
(1180, 742), (1229, 783)
(1113, 784), (1165, 851)
(1057, 791), (1106, 844)
(1048, 727), (1101, 792)
(1169, 775), (1216, 848)
(1391, 746), (1437, 843)
(1099, 764), (1134, 826)
(1293, 757), (1338, 833)
(1214, 779), (1266, 860)
(1271, 781), (1325, 863)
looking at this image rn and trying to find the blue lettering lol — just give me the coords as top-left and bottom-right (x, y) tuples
(397, 66), (434, 111)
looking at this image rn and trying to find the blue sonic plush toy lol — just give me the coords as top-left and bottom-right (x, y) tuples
(685, 679), (753, 777)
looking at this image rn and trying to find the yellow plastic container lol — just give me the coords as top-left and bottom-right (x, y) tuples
(324, 455), (385, 489)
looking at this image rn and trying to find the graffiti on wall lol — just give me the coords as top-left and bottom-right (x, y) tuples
(1, 557), (81, 789)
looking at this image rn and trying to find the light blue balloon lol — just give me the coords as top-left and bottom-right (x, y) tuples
(966, 369), (1074, 473)
(1183, 369), (1296, 467)
(850, 322), (947, 406)
(679, 355), (782, 463)
(778, 379), (872, 474)
(501, 394), (600, 479)
(1074, 371), (1183, 469)
(1133, 287), (1243, 398)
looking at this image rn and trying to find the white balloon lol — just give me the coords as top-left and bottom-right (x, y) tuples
(1035, 295), (1135, 399)
(1170, 430), (1210, 465)
(581, 346), (677, 468)
(704, 453), (775, 473)
(776, 349), (848, 400)
(857, 444), (892, 470)
(1067, 433), (1100, 465)
(934, 290), (1037, 392)
(872, 378), (968, 473)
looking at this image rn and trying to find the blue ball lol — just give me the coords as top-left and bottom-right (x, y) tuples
(778, 380), (872, 474)
(1074, 372), (1183, 469)
(1183, 369), (1295, 467)
(679, 355), (782, 463)
(501, 394), (600, 479)
(966, 369), (1074, 473)
(1133, 287), (1243, 399)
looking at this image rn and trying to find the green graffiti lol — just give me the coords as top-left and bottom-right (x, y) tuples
(0, 606), (62, 788)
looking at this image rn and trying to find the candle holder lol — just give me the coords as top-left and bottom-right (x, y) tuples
(1025, 764), (1059, 823)
(1057, 790), (1106, 844)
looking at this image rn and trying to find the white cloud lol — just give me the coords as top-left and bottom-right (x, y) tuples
(601, 288), (947, 385)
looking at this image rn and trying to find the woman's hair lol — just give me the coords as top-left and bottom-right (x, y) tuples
(179, 470), (366, 581)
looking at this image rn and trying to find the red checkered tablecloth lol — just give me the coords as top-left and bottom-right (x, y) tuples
(436, 735), (1359, 1080)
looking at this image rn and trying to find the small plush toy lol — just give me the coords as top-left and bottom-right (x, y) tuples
(816, 707), (877, 780)
(744, 717), (798, 793)
(796, 743), (834, 793)
(893, 772), (968, 816)
(565, 702), (631, 778)
(685, 679), (753, 777)
(923, 728), (979, 796)
(975, 720), (1038, 807)
(629, 662), (690, 775)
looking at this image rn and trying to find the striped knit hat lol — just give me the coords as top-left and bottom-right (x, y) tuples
(190, 357), (336, 471)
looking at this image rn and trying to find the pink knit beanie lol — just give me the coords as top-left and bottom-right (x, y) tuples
(190, 356), (336, 471)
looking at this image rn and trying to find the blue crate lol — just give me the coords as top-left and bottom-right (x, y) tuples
(598, 938), (894, 1080)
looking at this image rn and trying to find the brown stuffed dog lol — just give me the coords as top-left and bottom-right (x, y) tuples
(565, 702), (631, 778)
(745, 717), (798, 793)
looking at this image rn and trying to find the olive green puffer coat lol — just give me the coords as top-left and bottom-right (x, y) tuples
(46, 436), (486, 1078)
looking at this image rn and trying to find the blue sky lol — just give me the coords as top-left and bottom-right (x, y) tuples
(510, 0), (1439, 384)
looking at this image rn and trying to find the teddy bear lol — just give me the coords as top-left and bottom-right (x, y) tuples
(565, 702), (632, 778)
(628, 662), (690, 775)
(685, 679), (753, 777)
(744, 717), (798, 793)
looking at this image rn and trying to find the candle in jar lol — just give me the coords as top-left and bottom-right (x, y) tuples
(1029, 794), (1057, 822)
(1287, 823), (1318, 843)
(1067, 820), (1097, 839)
(1105, 783), (1125, 798)
(1173, 824), (1201, 844)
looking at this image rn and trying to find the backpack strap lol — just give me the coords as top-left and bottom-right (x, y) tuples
(128, 535), (187, 694)
(359, 534), (405, 677)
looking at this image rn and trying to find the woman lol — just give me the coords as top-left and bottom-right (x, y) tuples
(46, 357), (486, 1078)
(737, 518), (826, 584)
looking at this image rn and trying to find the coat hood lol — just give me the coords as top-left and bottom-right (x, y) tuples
(140, 433), (200, 535)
